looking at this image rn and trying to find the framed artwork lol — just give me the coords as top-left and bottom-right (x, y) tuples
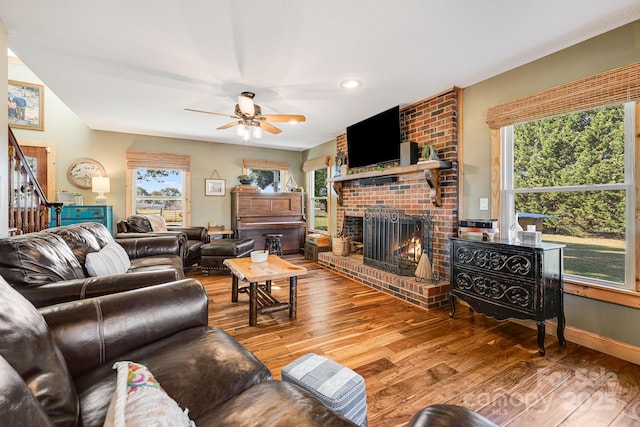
(205, 179), (225, 196)
(67, 158), (106, 189)
(8, 80), (45, 131)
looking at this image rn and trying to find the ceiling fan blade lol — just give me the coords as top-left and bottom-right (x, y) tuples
(185, 108), (238, 119)
(261, 114), (306, 123)
(217, 121), (241, 130)
(258, 121), (282, 134)
(237, 92), (255, 116)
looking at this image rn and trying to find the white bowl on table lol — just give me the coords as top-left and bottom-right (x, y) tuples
(250, 250), (269, 263)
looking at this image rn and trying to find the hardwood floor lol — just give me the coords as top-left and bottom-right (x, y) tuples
(187, 254), (640, 427)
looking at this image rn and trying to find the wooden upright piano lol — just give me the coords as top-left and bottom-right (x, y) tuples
(231, 190), (306, 254)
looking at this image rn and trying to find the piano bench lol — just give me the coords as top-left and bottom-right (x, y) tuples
(201, 238), (255, 276)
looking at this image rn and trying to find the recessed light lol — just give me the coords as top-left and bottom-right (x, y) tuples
(340, 79), (360, 89)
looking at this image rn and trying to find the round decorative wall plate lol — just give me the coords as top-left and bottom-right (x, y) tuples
(67, 158), (106, 189)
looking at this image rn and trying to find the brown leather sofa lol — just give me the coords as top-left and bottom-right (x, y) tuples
(117, 214), (208, 268)
(0, 221), (185, 307)
(0, 275), (496, 427)
(0, 276), (358, 426)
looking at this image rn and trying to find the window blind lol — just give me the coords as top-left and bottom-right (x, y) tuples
(125, 150), (191, 171)
(486, 62), (640, 129)
(302, 156), (331, 172)
(243, 159), (289, 170)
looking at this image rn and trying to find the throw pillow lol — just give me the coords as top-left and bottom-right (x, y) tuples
(104, 361), (194, 427)
(85, 242), (131, 276)
(144, 214), (168, 232)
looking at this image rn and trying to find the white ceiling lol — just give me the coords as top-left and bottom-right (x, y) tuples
(2, 1), (640, 151)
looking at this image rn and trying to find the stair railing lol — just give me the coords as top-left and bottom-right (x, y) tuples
(8, 126), (62, 235)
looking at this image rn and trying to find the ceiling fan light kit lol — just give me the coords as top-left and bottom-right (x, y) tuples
(186, 91), (306, 141)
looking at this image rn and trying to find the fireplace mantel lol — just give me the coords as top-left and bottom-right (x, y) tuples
(328, 160), (452, 206)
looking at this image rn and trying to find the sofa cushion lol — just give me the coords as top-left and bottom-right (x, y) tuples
(86, 242), (132, 276)
(0, 231), (85, 287)
(129, 255), (184, 276)
(126, 215), (154, 233)
(195, 381), (358, 426)
(46, 222), (114, 267)
(0, 276), (79, 426)
(75, 327), (272, 427)
(104, 361), (193, 427)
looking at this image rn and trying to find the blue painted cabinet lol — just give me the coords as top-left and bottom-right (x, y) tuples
(49, 205), (113, 234)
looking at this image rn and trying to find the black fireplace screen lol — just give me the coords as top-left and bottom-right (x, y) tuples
(363, 205), (432, 276)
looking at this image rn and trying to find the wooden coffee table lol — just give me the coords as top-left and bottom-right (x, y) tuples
(223, 255), (307, 326)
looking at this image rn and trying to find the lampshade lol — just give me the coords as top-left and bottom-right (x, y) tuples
(92, 176), (110, 204)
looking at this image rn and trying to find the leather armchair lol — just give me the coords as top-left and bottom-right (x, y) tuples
(117, 214), (208, 268)
(0, 276), (358, 427)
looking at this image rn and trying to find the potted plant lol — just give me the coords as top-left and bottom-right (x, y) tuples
(237, 174), (254, 185)
(420, 144), (439, 162)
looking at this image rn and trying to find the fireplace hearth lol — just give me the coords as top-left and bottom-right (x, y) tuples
(363, 205), (432, 277)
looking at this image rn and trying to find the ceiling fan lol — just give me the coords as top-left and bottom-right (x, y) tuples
(185, 91), (306, 139)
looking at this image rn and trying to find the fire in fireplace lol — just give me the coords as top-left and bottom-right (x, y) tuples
(363, 205), (432, 276)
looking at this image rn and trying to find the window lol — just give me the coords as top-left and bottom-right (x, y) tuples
(308, 167), (329, 232)
(248, 169), (281, 192)
(501, 103), (635, 289)
(125, 150), (191, 225)
(134, 169), (185, 225)
(242, 159), (289, 193)
(304, 156), (331, 234)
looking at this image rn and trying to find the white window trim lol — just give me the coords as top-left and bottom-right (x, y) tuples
(129, 168), (189, 226)
(307, 166), (330, 235)
(500, 102), (635, 291)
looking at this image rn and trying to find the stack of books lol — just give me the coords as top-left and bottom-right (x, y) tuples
(307, 234), (330, 246)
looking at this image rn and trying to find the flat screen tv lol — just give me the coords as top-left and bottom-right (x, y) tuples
(346, 105), (401, 168)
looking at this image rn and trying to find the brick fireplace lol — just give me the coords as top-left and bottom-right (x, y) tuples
(318, 88), (460, 310)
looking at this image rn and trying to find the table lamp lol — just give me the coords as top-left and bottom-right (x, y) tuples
(92, 176), (110, 205)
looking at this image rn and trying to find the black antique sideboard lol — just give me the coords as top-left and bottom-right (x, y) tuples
(449, 237), (566, 355)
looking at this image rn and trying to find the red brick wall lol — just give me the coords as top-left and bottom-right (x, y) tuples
(335, 88), (460, 280)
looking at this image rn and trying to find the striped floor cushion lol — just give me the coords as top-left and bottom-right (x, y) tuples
(281, 353), (367, 427)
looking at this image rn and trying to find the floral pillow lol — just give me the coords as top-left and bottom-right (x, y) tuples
(103, 361), (194, 427)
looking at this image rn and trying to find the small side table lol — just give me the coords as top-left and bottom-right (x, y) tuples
(207, 229), (234, 242)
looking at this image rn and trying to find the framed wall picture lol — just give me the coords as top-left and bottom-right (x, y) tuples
(67, 158), (106, 189)
(8, 80), (45, 131)
(205, 179), (225, 196)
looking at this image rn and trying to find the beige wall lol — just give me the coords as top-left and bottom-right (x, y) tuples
(460, 21), (640, 347)
(8, 61), (305, 230)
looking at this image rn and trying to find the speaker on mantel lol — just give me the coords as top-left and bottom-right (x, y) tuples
(400, 142), (419, 166)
